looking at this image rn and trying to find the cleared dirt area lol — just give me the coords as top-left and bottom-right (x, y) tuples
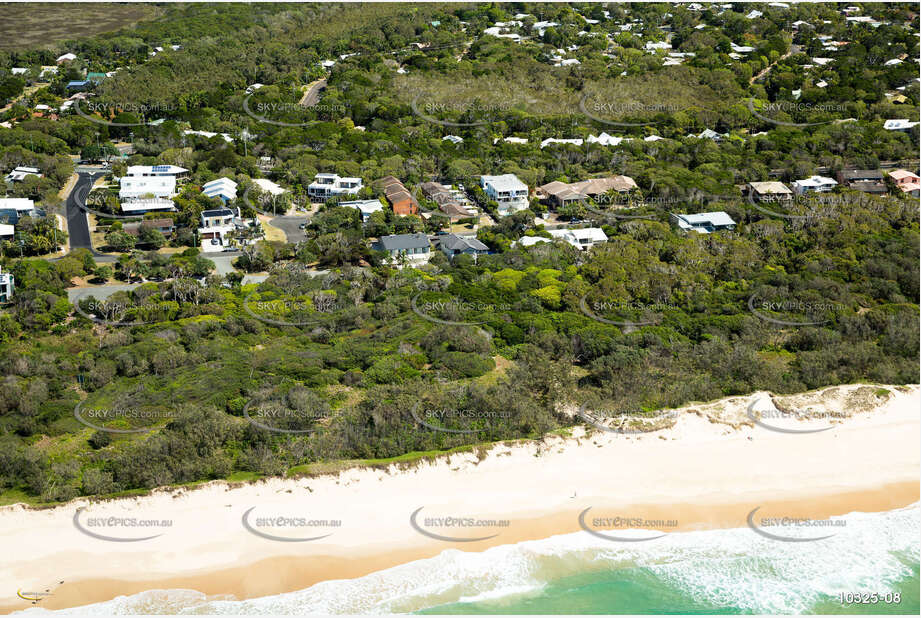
(0, 3), (159, 50)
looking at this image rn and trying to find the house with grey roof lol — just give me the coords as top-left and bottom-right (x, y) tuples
(670, 211), (736, 234)
(439, 234), (489, 260)
(373, 233), (432, 266)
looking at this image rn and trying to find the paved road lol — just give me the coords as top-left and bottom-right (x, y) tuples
(64, 172), (100, 251)
(270, 215), (308, 243)
(299, 78), (327, 106)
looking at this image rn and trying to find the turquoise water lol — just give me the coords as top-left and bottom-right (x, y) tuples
(419, 557), (920, 615)
(28, 504), (920, 615)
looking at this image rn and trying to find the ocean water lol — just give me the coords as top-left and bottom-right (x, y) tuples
(20, 504), (919, 615)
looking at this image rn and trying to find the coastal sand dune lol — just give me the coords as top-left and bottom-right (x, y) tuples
(1, 383), (918, 613)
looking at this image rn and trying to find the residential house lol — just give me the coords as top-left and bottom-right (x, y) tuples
(197, 207), (246, 251)
(307, 173), (363, 201)
(253, 178), (286, 196)
(747, 181), (793, 202)
(419, 181), (476, 220)
(838, 169), (887, 194)
(373, 232), (432, 265)
(671, 211), (736, 234)
(56, 53), (77, 64)
(0, 267), (14, 302)
(120, 175), (177, 200)
(792, 175), (838, 194)
(375, 176), (419, 216)
(549, 227), (609, 250)
(341, 199), (384, 222)
(0, 223), (13, 241)
(126, 164), (188, 177)
(0, 198), (37, 217)
(119, 198), (176, 215)
(4, 166), (42, 182)
(86, 72), (106, 85)
(883, 119), (920, 132)
(439, 234), (489, 259)
(66, 80), (90, 91)
(481, 174), (530, 216)
(123, 218), (175, 238)
(538, 175), (638, 209)
(888, 169), (921, 197)
(202, 177), (238, 202)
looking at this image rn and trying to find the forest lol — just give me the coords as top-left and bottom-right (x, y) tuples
(0, 3), (917, 503)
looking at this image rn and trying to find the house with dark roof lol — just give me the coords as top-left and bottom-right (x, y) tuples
(419, 181), (476, 220)
(372, 232), (431, 266)
(439, 234), (489, 259)
(123, 218), (175, 238)
(837, 170), (886, 194)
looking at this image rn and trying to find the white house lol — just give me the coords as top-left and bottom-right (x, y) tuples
(883, 119), (919, 132)
(481, 174), (529, 216)
(0, 198), (37, 215)
(540, 138), (583, 149)
(0, 224), (14, 241)
(253, 178), (287, 196)
(119, 175), (177, 200)
(126, 164), (188, 177)
(307, 173), (363, 201)
(4, 166), (42, 182)
(10, 68), (27, 75)
(119, 198), (176, 214)
(202, 177), (237, 202)
(442, 135), (464, 144)
(792, 175), (838, 194)
(0, 267), (14, 302)
(671, 211), (736, 233)
(56, 53), (77, 64)
(341, 199), (384, 222)
(197, 207), (248, 251)
(549, 227), (608, 251)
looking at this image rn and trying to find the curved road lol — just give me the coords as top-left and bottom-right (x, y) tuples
(64, 171), (99, 252)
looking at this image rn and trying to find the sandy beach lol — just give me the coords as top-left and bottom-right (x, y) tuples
(1, 383), (918, 614)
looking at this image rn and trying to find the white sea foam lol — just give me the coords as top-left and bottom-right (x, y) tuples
(18, 503), (919, 615)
